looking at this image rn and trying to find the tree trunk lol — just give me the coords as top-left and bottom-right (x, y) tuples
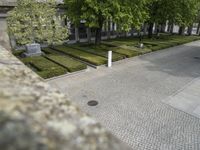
(167, 23), (171, 32)
(170, 24), (174, 34)
(95, 27), (102, 44)
(107, 20), (111, 40)
(196, 21), (200, 35)
(131, 28), (134, 37)
(179, 26), (185, 35)
(143, 23), (148, 35)
(124, 31), (127, 37)
(148, 23), (154, 38)
(116, 31), (120, 38)
(187, 25), (193, 36)
(87, 28), (91, 43)
(161, 23), (166, 33)
(155, 24), (160, 36)
(95, 18), (104, 45)
(154, 23), (158, 34)
(75, 27), (80, 43)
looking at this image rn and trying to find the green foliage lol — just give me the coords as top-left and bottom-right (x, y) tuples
(147, 0), (200, 26)
(22, 56), (67, 79)
(64, 0), (148, 43)
(68, 45), (125, 61)
(115, 0), (149, 31)
(175, 0), (200, 27)
(12, 50), (26, 57)
(42, 47), (87, 72)
(7, 0), (68, 45)
(101, 44), (140, 58)
(106, 34), (200, 52)
(53, 45), (107, 65)
(46, 54), (87, 72)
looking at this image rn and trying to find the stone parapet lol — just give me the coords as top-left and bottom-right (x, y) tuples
(0, 45), (132, 150)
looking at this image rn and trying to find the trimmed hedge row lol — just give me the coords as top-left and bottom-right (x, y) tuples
(67, 45), (125, 62)
(42, 47), (87, 72)
(22, 56), (67, 79)
(143, 35), (200, 51)
(42, 47), (59, 55)
(99, 44), (140, 58)
(106, 34), (200, 53)
(53, 46), (107, 66)
(12, 50), (26, 58)
(46, 54), (87, 72)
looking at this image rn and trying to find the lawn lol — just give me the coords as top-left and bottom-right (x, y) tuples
(105, 34), (200, 53)
(21, 56), (67, 79)
(70, 43), (140, 58)
(52, 45), (107, 66)
(99, 44), (141, 57)
(13, 34), (200, 79)
(66, 44), (126, 61)
(42, 47), (87, 72)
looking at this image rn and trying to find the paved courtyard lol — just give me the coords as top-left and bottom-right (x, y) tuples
(48, 41), (200, 150)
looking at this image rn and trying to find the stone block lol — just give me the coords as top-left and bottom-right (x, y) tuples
(24, 43), (42, 57)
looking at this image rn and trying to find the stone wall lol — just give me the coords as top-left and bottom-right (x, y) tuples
(0, 17), (11, 50)
(0, 45), (132, 150)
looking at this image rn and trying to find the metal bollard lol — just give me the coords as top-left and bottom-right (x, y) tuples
(108, 51), (112, 68)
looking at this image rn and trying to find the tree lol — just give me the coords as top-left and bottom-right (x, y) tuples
(195, 11), (200, 35)
(64, 0), (83, 43)
(176, 0), (200, 35)
(65, 0), (148, 44)
(7, 0), (68, 46)
(146, 0), (180, 38)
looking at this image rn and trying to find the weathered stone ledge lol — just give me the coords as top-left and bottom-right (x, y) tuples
(0, 45), (132, 150)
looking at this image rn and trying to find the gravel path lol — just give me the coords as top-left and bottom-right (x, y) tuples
(48, 41), (200, 150)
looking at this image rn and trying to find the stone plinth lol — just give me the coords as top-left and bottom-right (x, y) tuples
(24, 43), (42, 57)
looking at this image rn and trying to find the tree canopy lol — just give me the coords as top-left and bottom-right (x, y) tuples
(65, 0), (148, 44)
(7, 0), (68, 45)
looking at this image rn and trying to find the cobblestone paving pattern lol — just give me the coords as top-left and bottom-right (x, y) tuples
(48, 41), (200, 150)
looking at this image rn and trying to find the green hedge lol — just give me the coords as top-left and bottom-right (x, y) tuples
(42, 47), (58, 55)
(106, 34), (200, 52)
(12, 50), (26, 57)
(53, 46), (107, 66)
(22, 56), (67, 79)
(100, 44), (140, 58)
(46, 54), (87, 72)
(69, 45), (125, 62)
(143, 35), (200, 51)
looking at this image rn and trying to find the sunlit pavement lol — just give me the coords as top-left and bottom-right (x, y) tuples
(48, 41), (200, 150)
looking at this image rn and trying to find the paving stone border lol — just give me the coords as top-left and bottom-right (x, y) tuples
(0, 45), (132, 150)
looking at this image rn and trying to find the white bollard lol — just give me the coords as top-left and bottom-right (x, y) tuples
(108, 51), (112, 68)
(139, 43), (144, 48)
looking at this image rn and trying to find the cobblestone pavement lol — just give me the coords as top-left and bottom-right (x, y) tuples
(164, 77), (200, 119)
(48, 41), (200, 150)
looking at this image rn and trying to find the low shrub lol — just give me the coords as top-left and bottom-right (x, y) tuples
(69, 45), (125, 61)
(42, 47), (59, 55)
(12, 49), (25, 57)
(106, 34), (200, 53)
(53, 46), (107, 66)
(22, 56), (67, 79)
(102, 44), (140, 57)
(46, 54), (87, 72)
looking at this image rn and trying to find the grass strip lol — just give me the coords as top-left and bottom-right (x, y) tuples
(100, 44), (140, 57)
(53, 45), (107, 66)
(22, 56), (67, 79)
(68, 44), (126, 62)
(46, 54), (87, 72)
